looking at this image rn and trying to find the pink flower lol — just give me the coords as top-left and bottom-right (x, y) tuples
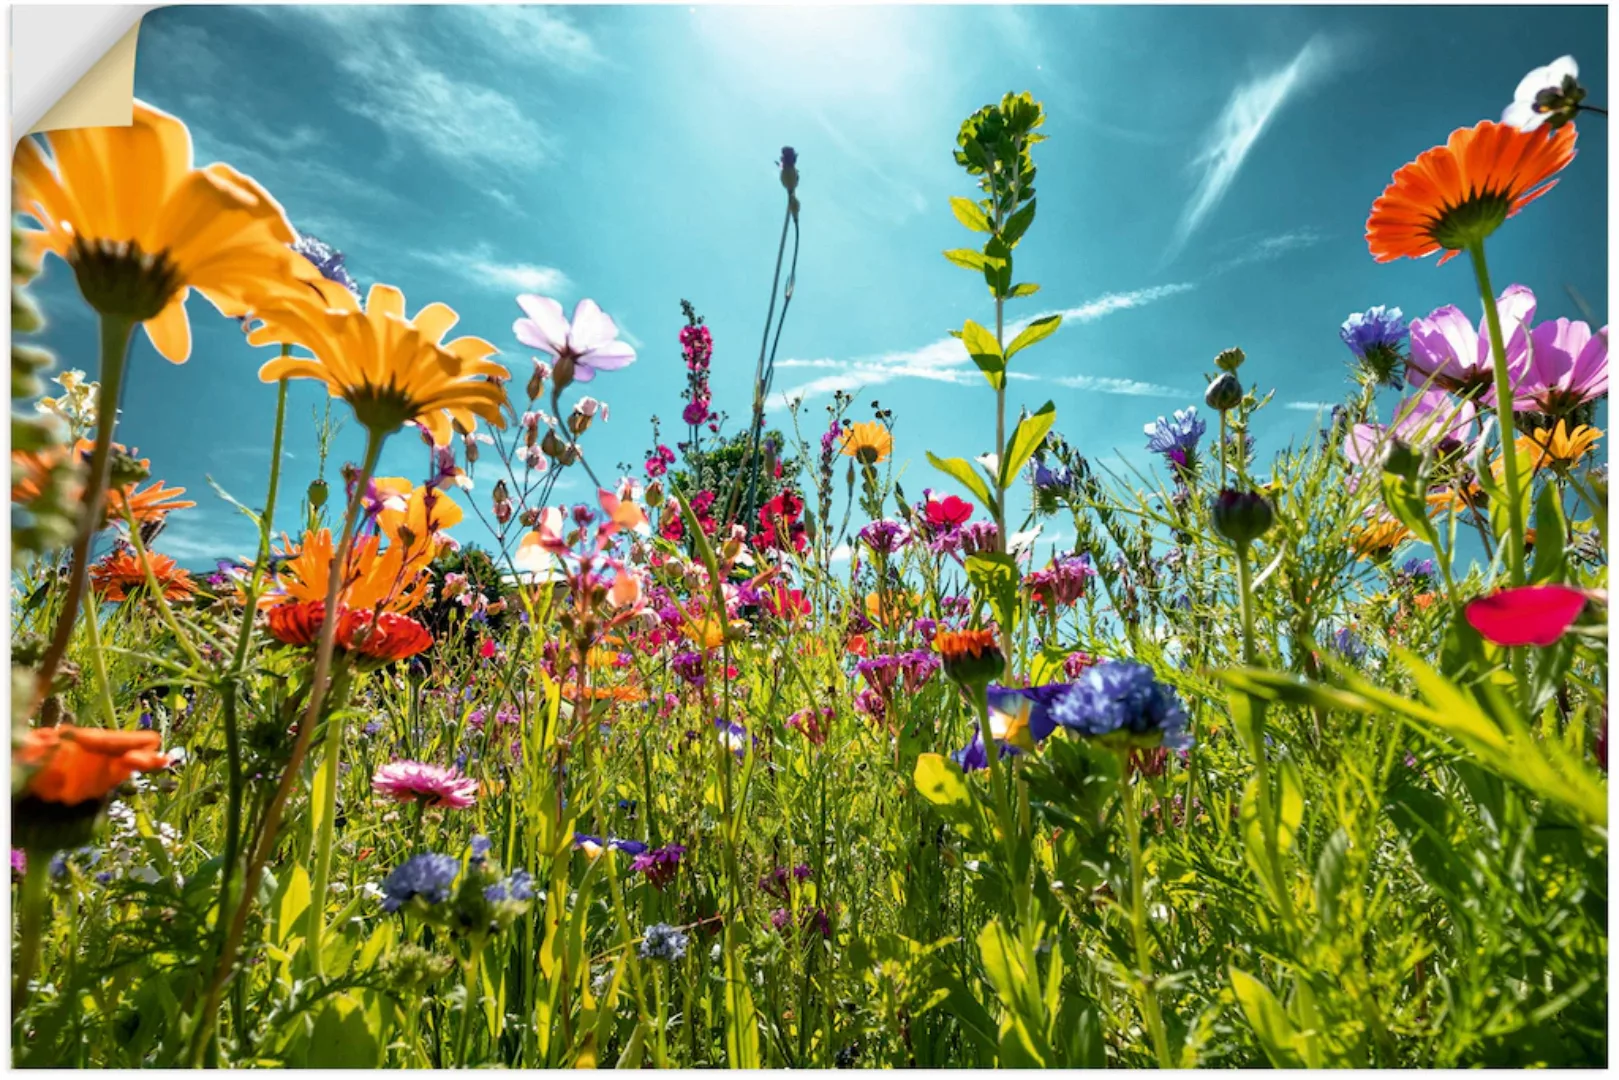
(513, 296), (636, 385)
(1344, 388), (1479, 467)
(1407, 286), (1535, 401)
(1464, 584), (1588, 647)
(372, 761), (478, 809)
(1514, 318), (1608, 415)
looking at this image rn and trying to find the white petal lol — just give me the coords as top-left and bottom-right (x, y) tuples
(516, 294), (571, 351)
(1502, 101), (1544, 131)
(1546, 55), (1579, 86)
(568, 298), (621, 353)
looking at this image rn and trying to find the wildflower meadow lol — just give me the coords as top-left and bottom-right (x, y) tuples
(6, 27), (1611, 1070)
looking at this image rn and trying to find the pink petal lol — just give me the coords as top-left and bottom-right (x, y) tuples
(1464, 585), (1587, 647)
(515, 318), (562, 358)
(581, 340), (636, 372)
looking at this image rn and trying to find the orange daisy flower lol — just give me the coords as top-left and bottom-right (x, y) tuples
(106, 477), (195, 524)
(1366, 120), (1576, 265)
(90, 549), (196, 601)
(15, 726), (169, 806)
(263, 528), (432, 615)
(933, 627), (1003, 686)
(1349, 516), (1414, 561)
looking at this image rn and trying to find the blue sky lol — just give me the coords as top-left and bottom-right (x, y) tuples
(23, 4), (1609, 565)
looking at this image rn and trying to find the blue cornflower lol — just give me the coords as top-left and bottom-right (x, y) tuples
(380, 853), (461, 913)
(1332, 628), (1368, 665)
(639, 923), (690, 962)
(986, 684), (1070, 746)
(1340, 306), (1408, 389)
(469, 835), (493, 861)
(1397, 557), (1436, 586)
(1144, 408), (1206, 459)
(1032, 460), (1074, 493)
(362, 720), (383, 737)
(1050, 660), (1191, 750)
(484, 869), (534, 904)
(950, 725), (1019, 773)
(291, 232), (361, 296)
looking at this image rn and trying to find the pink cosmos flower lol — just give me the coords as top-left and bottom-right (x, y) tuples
(1514, 318), (1608, 415)
(1407, 285), (1535, 401)
(372, 761), (478, 809)
(513, 296), (636, 385)
(1344, 388), (1480, 468)
(1464, 584), (1588, 647)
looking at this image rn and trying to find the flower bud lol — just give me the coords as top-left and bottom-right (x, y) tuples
(1214, 346), (1246, 373)
(1204, 372), (1242, 412)
(526, 362), (548, 402)
(644, 480), (664, 508)
(779, 146), (799, 194)
(107, 450), (149, 489)
(1382, 438), (1423, 483)
(1211, 488), (1274, 546)
(307, 478), (329, 510)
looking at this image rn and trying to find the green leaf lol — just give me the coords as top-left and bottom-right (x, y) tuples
(1004, 314), (1061, 362)
(978, 919), (1052, 1066)
(1007, 283), (1040, 299)
(943, 248), (991, 271)
(927, 452), (997, 518)
(1313, 827), (1350, 933)
(274, 865), (311, 949)
(983, 235), (1013, 298)
(1229, 967), (1305, 1069)
(950, 196), (992, 233)
(1001, 198), (1037, 247)
(966, 552), (1022, 638)
(960, 318), (1005, 390)
(1530, 479), (1567, 584)
(306, 992), (381, 1068)
(999, 401), (1057, 489)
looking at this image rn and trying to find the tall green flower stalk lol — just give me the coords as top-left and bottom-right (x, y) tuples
(931, 91), (1061, 677)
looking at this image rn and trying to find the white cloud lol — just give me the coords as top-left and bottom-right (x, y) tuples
(288, 7), (553, 172)
(1052, 375), (1188, 399)
(829, 543), (854, 564)
(412, 244), (570, 295)
(770, 283), (1195, 408)
(1168, 36), (1338, 260)
(468, 6), (602, 70)
(1211, 227), (1328, 274)
(1283, 400), (1336, 412)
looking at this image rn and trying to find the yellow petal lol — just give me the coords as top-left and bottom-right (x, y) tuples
(143, 293), (193, 364)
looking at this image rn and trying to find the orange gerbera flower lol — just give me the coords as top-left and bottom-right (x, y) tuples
(248, 280), (508, 442)
(15, 726), (168, 806)
(569, 684), (646, 704)
(13, 101), (319, 359)
(1366, 120), (1577, 265)
(264, 600), (433, 662)
(264, 528), (432, 615)
(14, 438), (193, 526)
(106, 477), (195, 523)
(933, 627), (1004, 686)
(90, 549), (196, 601)
(1350, 516), (1413, 561)
(840, 421), (893, 465)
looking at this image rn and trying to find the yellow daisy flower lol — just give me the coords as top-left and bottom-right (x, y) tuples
(1530, 420), (1602, 469)
(840, 421), (894, 465)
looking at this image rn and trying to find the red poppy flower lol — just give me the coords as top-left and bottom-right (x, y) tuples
(925, 495), (972, 530)
(266, 600), (327, 646)
(1464, 584), (1587, 647)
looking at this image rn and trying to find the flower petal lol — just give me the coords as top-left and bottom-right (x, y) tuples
(1464, 584), (1587, 647)
(568, 298), (622, 353)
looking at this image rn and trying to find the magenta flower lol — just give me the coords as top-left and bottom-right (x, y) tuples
(1465, 585), (1588, 647)
(372, 761), (478, 809)
(513, 296), (636, 385)
(1407, 286), (1535, 401)
(1514, 318), (1608, 415)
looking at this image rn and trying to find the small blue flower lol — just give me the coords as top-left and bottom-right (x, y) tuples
(362, 720), (383, 737)
(639, 922), (689, 961)
(1032, 460), (1074, 493)
(1050, 660), (1191, 750)
(484, 869), (533, 904)
(291, 232), (361, 296)
(1144, 408), (1206, 458)
(380, 853), (460, 913)
(469, 835), (493, 861)
(1340, 306), (1408, 389)
(1332, 628), (1368, 665)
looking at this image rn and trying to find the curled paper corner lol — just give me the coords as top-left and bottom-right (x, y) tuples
(14, 6), (153, 140)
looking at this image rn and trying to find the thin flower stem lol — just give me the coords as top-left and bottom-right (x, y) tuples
(191, 424), (388, 1065)
(80, 592), (120, 727)
(1119, 773), (1173, 1069)
(11, 849), (51, 1016)
(1468, 240), (1527, 587)
(738, 199), (795, 529)
(32, 315), (136, 717)
(118, 502), (205, 670)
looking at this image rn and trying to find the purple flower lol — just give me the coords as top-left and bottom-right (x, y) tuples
(857, 519), (911, 555)
(951, 725), (1018, 772)
(10, 849), (25, 878)
(1407, 286), (1535, 402)
(1340, 306), (1408, 389)
(671, 650), (706, 687)
(630, 844), (687, 890)
(1032, 460), (1074, 493)
(1514, 317), (1608, 415)
(484, 868), (534, 904)
(513, 296), (637, 385)
(1144, 408), (1205, 459)
(1332, 627), (1368, 665)
(855, 654), (902, 696)
(640, 922), (688, 960)
(380, 853), (460, 913)
(1344, 388), (1479, 467)
(682, 399), (711, 426)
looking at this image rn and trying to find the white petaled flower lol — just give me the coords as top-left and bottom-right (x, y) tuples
(1503, 55), (1580, 131)
(513, 296), (637, 384)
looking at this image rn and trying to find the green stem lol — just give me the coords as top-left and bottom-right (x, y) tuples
(190, 423), (389, 1066)
(80, 595), (119, 726)
(308, 667), (355, 977)
(1235, 542), (1257, 666)
(32, 315), (135, 716)
(1119, 773), (1173, 1069)
(11, 851), (51, 1017)
(1467, 240), (1526, 587)
(118, 501), (204, 669)
(455, 944), (483, 1066)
